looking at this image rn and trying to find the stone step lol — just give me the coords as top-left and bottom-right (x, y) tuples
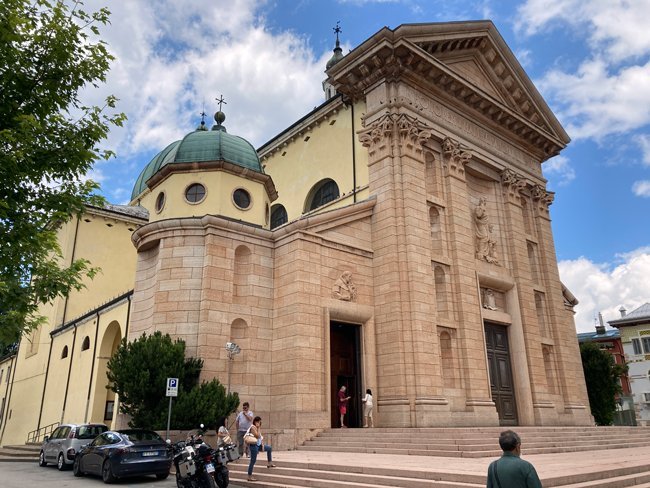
(227, 459), (650, 488)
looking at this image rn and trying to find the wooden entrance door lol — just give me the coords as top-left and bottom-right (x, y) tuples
(330, 322), (361, 428)
(484, 323), (518, 425)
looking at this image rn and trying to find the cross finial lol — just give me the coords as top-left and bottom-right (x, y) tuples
(333, 21), (341, 42)
(216, 95), (227, 111)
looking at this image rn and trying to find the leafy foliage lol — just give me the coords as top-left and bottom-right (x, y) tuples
(0, 0), (125, 344)
(107, 332), (238, 429)
(580, 342), (628, 425)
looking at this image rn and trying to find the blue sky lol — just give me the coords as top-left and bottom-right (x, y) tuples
(82, 0), (650, 332)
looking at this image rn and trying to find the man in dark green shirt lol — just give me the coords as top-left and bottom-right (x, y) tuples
(486, 430), (542, 488)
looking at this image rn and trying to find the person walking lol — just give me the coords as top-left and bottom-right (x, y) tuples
(236, 402), (254, 457)
(246, 416), (275, 482)
(486, 430), (542, 488)
(338, 385), (351, 428)
(362, 388), (373, 427)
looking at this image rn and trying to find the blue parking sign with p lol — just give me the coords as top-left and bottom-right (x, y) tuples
(166, 377), (178, 397)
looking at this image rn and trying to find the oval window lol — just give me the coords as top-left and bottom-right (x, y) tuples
(185, 183), (206, 203)
(155, 192), (165, 212)
(233, 188), (251, 209)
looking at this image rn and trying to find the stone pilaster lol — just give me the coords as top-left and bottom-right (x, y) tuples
(360, 110), (446, 426)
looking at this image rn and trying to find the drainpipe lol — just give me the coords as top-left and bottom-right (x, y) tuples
(84, 312), (101, 422)
(60, 324), (78, 422)
(351, 101), (357, 203)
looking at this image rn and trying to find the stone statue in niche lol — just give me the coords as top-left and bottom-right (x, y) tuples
(474, 197), (499, 264)
(332, 271), (357, 301)
(482, 288), (498, 311)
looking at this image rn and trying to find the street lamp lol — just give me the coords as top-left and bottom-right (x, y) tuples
(225, 342), (241, 395)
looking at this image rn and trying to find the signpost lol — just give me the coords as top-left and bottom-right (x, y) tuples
(165, 378), (178, 441)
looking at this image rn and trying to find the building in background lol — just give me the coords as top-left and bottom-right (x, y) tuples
(610, 303), (650, 426)
(1, 20), (592, 448)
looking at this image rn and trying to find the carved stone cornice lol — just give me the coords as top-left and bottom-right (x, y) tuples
(500, 169), (527, 204)
(442, 137), (472, 179)
(531, 184), (555, 216)
(358, 112), (432, 159)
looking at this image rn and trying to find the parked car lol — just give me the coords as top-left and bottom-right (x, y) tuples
(73, 429), (172, 483)
(39, 423), (108, 470)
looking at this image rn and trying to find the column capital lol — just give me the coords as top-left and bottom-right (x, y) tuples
(500, 168), (527, 204)
(358, 112), (432, 159)
(531, 184), (555, 216)
(442, 137), (472, 180)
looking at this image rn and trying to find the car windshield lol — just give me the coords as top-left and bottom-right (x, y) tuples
(119, 430), (163, 443)
(77, 425), (108, 440)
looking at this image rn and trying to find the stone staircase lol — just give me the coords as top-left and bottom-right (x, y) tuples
(298, 426), (650, 458)
(0, 444), (40, 462)
(225, 426), (650, 488)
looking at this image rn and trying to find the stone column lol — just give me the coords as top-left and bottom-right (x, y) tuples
(441, 138), (496, 422)
(531, 185), (591, 424)
(359, 108), (445, 426)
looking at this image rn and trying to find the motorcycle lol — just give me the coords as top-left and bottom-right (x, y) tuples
(172, 425), (237, 488)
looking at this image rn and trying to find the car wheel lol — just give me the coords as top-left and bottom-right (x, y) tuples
(102, 460), (116, 484)
(73, 456), (84, 477)
(38, 451), (47, 467)
(156, 472), (170, 480)
(57, 453), (67, 471)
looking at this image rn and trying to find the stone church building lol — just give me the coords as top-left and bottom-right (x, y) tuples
(0, 21), (591, 448)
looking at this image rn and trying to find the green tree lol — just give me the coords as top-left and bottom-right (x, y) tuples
(580, 342), (627, 425)
(107, 331), (238, 429)
(0, 0), (125, 344)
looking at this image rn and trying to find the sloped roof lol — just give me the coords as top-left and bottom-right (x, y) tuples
(609, 303), (650, 327)
(577, 329), (620, 343)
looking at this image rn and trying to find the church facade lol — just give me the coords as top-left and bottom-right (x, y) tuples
(0, 21), (592, 448)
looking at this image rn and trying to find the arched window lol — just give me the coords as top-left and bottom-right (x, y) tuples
(270, 204), (288, 229)
(61, 345), (69, 359)
(306, 179), (339, 212)
(81, 336), (90, 351)
(439, 329), (455, 388)
(434, 265), (449, 318)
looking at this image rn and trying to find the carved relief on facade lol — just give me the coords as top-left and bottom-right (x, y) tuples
(441, 137), (472, 178)
(332, 271), (357, 301)
(531, 184), (555, 216)
(358, 112), (432, 158)
(473, 197), (499, 265)
(480, 287), (506, 311)
(500, 168), (527, 204)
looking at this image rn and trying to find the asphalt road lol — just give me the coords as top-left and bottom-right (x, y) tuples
(0, 462), (244, 487)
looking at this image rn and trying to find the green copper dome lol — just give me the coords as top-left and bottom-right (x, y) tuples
(131, 114), (262, 200)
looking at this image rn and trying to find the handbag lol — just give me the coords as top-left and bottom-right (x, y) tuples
(244, 433), (258, 445)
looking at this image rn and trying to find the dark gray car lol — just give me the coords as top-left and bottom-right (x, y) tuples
(39, 423), (108, 470)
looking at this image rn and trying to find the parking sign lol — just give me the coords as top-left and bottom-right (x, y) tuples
(166, 377), (178, 397)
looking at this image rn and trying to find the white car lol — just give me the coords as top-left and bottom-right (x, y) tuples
(39, 423), (108, 470)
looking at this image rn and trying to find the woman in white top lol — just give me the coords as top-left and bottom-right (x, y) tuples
(362, 388), (374, 427)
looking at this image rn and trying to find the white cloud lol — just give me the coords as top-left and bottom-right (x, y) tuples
(537, 59), (650, 140)
(542, 154), (575, 185)
(559, 247), (650, 333)
(632, 180), (650, 197)
(81, 0), (328, 180)
(516, 0), (650, 62)
(637, 134), (650, 166)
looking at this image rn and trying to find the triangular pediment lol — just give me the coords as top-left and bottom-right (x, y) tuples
(443, 57), (505, 103)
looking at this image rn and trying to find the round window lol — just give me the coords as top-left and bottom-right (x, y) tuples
(185, 183), (206, 203)
(233, 188), (251, 209)
(155, 192), (165, 212)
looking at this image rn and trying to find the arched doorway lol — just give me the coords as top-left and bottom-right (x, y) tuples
(89, 321), (122, 428)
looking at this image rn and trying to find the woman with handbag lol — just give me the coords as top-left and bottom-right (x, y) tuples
(244, 416), (275, 481)
(216, 416), (234, 447)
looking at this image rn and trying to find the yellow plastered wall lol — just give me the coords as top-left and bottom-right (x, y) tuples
(0, 209), (140, 446)
(262, 100), (369, 223)
(140, 171), (272, 228)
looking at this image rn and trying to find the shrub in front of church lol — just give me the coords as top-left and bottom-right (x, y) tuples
(107, 331), (238, 429)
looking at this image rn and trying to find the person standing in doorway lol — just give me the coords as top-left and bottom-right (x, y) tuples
(486, 430), (542, 488)
(362, 388), (373, 427)
(236, 402), (254, 457)
(338, 385), (351, 428)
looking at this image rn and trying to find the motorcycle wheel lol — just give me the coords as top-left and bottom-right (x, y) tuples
(215, 466), (229, 488)
(174, 471), (185, 488)
(200, 471), (217, 488)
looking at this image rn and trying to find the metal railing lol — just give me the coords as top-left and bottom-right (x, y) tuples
(26, 421), (59, 444)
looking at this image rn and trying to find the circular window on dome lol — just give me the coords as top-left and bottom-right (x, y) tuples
(155, 191), (166, 213)
(233, 188), (252, 210)
(185, 183), (206, 204)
